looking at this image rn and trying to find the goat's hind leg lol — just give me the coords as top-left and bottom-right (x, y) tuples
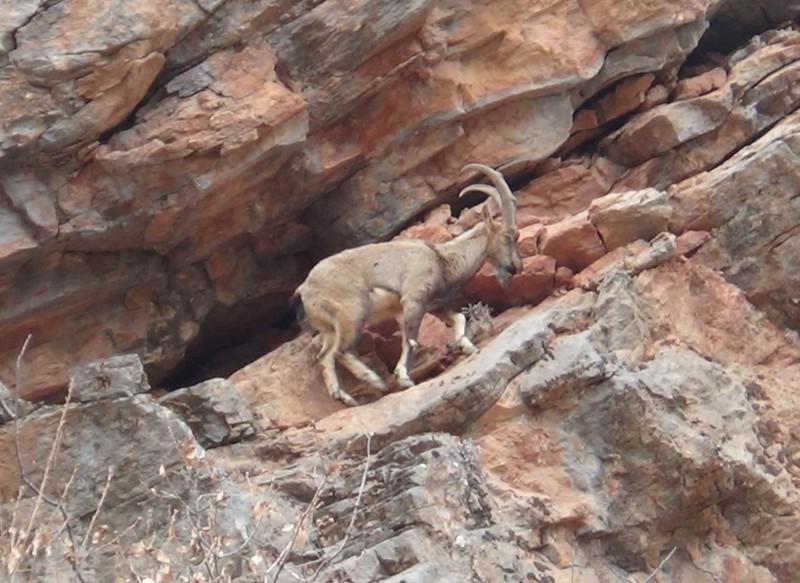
(338, 352), (387, 392)
(316, 330), (359, 407)
(315, 330), (334, 361)
(331, 314), (386, 404)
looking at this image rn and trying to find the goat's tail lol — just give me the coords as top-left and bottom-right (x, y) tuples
(289, 292), (304, 322)
(290, 291), (318, 335)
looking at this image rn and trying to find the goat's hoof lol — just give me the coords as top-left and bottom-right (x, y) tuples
(396, 375), (415, 389)
(332, 389), (359, 407)
(369, 376), (388, 393)
(339, 393), (359, 407)
(459, 339), (478, 354)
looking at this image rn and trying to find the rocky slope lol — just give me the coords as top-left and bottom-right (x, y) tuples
(2, 0), (800, 581)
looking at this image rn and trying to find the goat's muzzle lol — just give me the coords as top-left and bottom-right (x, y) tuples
(498, 255), (522, 288)
(496, 266), (513, 288)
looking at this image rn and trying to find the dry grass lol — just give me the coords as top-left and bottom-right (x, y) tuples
(1, 335), (374, 582)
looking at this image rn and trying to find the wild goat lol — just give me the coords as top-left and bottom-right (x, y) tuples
(294, 163), (522, 406)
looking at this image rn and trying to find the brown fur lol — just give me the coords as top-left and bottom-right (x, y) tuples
(295, 164), (522, 406)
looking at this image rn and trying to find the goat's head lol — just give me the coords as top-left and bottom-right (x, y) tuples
(460, 163), (523, 287)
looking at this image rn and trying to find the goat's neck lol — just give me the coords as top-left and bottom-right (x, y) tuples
(434, 224), (490, 287)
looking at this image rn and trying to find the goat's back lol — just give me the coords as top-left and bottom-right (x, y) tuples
(296, 239), (445, 323)
(306, 240), (441, 291)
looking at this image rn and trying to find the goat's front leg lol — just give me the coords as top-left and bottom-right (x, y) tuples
(395, 302), (425, 388)
(434, 309), (478, 354)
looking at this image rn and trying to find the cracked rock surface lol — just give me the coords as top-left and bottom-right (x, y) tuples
(3, 2), (800, 581)
(4, 0), (800, 401)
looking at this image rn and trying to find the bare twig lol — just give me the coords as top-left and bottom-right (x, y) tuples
(267, 472), (329, 582)
(0, 381), (16, 420)
(309, 432), (372, 579)
(9, 335), (86, 583)
(570, 541), (576, 583)
(280, 565), (307, 581)
(310, 421), (330, 480)
(14, 335), (32, 397)
(24, 381), (74, 535)
(12, 335), (52, 511)
(80, 465), (115, 555)
(90, 515), (143, 555)
(14, 335), (59, 521)
(608, 563), (636, 582)
(217, 514), (264, 559)
(47, 465), (79, 536)
(269, 428), (372, 580)
(10, 336), (45, 508)
(152, 486), (218, 578)
(7, 483), (27, 545)
(641, 546), (677, 583)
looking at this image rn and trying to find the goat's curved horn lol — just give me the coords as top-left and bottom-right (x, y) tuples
(459, 184), (504, 217)
(461, 163), (516, 227)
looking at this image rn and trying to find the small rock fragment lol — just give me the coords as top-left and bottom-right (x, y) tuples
(69, 354), (151, 402)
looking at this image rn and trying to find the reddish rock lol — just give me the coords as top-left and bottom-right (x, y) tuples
(250, 222), (312, 258)
(640, 83), (670, 111)
(613, 29), (800, 192)
(554, 265), (575, 289)
(596, 73), (655, 123)
(675, 230), (711, 256)
(124, 285), (153, 310)
(1, 2), (798, 409)
(579, 0), (712, 45)
(572, 109), (599, 133)
(4, 3), (800, 581)
(517, 223), (544, 257)
(538, 211), (606, 272)
(670, 106), (800, 332)
(230, 334), (345, 428)
(588, 188), (672, 251)
(601, 90), (733, 166)
(673, 66), (728, 100)
(516, 156), (625, 220)
(465, 255), (556, 306)
(0, 212), (38, 263)
(574, 240), (650, 290)
(397, 204), (455, 244)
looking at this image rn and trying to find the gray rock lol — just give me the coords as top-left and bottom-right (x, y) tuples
(0, 378), (32, 424)
(588, 188), (672, 251)
(158, 377), (255, 448)
(515, 330), (611, 409)
(269, 432), (552, 582)
(564, 347), (784, 570)
(0, 392), (257, 583)
(623, 231), (678, 274)
(69, 354), (150, 402)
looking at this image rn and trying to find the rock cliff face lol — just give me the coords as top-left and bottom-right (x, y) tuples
(2, 0), (800, 581)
